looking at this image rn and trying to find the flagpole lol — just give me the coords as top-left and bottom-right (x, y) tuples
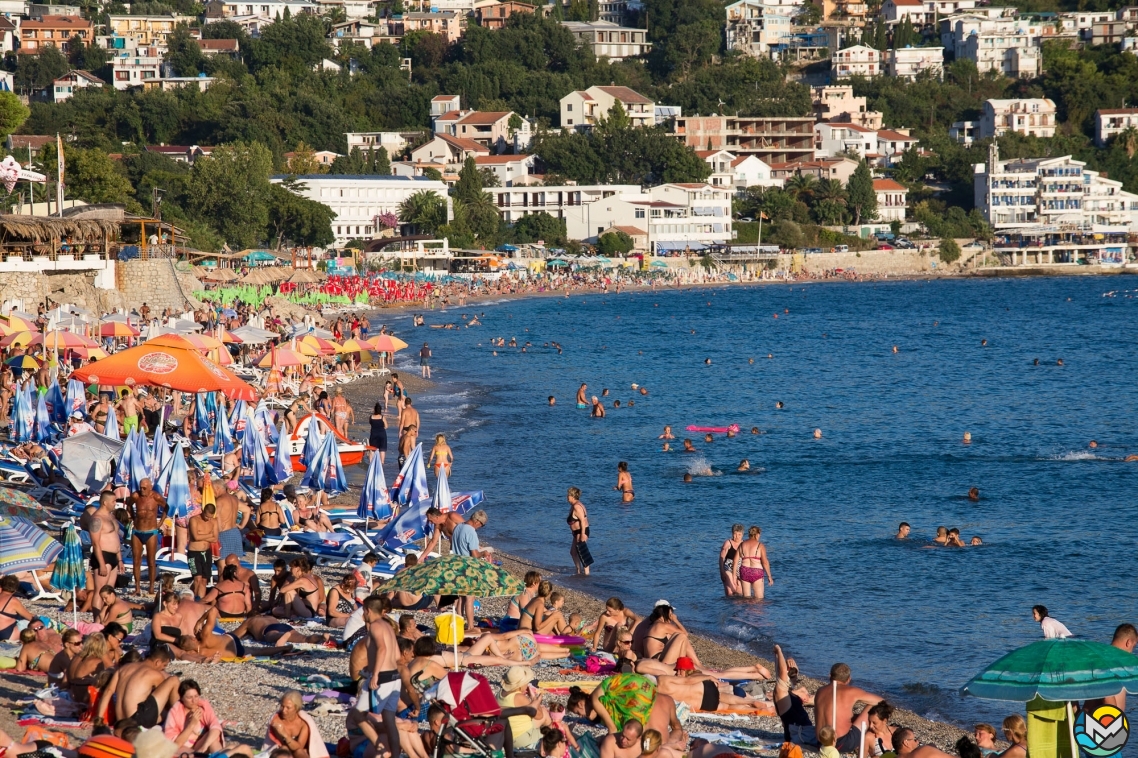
(56, 133), (64, 218)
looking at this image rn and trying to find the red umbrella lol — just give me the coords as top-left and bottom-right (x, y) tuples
(70, 333), (258, 400)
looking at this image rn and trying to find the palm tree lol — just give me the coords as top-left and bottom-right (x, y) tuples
(813, 178), (847, 207)
(1119, 127), (1138, 159)
(397, 190), (447, 235)
(785, 173), (817, 203)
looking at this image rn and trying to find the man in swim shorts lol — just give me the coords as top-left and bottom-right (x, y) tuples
(95, 645), (180, 729)
(119, 389), (140, 435)
(359, 597), (401, 757)
(187, 504), (219, 598)
(812, 663), (883, 756)
(655, 658), (767, 713)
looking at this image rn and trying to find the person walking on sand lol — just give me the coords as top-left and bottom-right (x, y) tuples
(615, 462), (634, 502)
(566, 487), (591, 576)
(368, 403), (387, 466)
(719, 525), (744, 597)
(420, 342), (432, 379)
(738, 526), (773, 599)
(331, 387), (354, 437)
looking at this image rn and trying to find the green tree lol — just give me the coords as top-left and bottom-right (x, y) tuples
(397, 189), (447, 234)
(63, 147), (134, 204)
(267, 178), (335, 247)
(69, 36), (109, 72)
(185, 141), (274, 249)
(511, 211), (564, 244)
(938, 236), (961, 263)
(287, 141), (324, 174)
(846, 160), (877, 225)
(165, 25), (206, 76)
(0, 91), (29, 141)
(452, 156), (486, 202)
(597, 229), (634, 255)
(14, 45), (68, 95)
(785, 173), (816, 203)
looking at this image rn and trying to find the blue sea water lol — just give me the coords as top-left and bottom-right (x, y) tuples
(373, 276), (1138, 726)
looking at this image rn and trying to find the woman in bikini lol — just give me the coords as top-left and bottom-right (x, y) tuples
(151, 592), (187, 651)
(502, 571), (541, 631)
(14, 628), (55, 673)
(566, 487), (590, 576)
(592, 597), (641, 652)
(257, 491), (285, 537)
(528, 592), (571, 636)
(719, 524), (744, 597)
(273, 557), (322, 619)
(636, 602), (703, 668)
(429, 433), (454, 477)
(0, 576), (33, 642)
(738, 526), (773, 600)
(997, 715), (1028, 758)
(519, 581), (553, 632)
(96, 587), (143, 633)
(615, 462), (634, 502)
(203, 564), (252, 617)
(325, 575), (357, 629)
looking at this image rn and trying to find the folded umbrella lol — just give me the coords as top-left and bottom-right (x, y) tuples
(33, 391), (53, 442)
(166, 444), (190, 518)
(390, 444), (430, 507)
(272, 421), (293, 482)
(46, 379), (67, 424)
(358, 451), (392, 525)
(50, 523), (83, 626)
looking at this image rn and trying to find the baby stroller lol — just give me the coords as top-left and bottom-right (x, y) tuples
(429, 671), (537, 758)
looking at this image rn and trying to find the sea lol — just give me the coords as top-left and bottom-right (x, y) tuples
(364, 275), (1138, 727)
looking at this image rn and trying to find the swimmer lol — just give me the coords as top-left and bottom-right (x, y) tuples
(768, 354), (773, 359)
(548, 396), (555, 406)
(602, 389), (609, 397)
(691, 329), (695, 334)
(1057, 358), (1064, 366)
(628, 400), (635, 407)
(749, 358), (754, 364)
(776, 401), (783, 409)
(737, 459), (750, 472)
(892, 346), (898, 353)
(704, 358), (712, 365)
(968, 487), (979, 502)
(1033, 358), (1039, 366)
(813, 429), (822, 439)
(896, 522), (910, 539)
(683, 473), (693, 483)
(591, 397), (605, 418)
(576, 384), (587, 407)
(640, 387), (648, 395)
(1089, 440), (1098, 449)
(659, 426), (675, 440)
(704, 434), (714, 443)
(981, 339), (988, 346)
(662, 443), (671, 452)
(963, 431), (972, 444)
(682, 439), (696, 453)
(613, 400), (621, 408)
(1126, 455), (1138, 462)
(751, 427), (759, 434)
(970, 536), (983, 546)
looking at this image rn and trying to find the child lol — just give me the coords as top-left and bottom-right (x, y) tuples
(818, 726), (839, 758)
(354, 553), (378, 602)
(546, 703), (579, 751)
(974, 724), (998, 756)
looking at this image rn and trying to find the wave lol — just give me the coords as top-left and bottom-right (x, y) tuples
(1048, 451), (1101, 461)
(686, 456), (721, 476)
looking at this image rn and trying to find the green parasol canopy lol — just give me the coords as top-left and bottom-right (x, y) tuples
(962, 639), (1138, 702)
(382, 555), (524, 598)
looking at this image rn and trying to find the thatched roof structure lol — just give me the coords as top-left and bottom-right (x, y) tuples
(240, 267), (291, 285)
(287, 269), (325, 284)
(0, 215), (119, 243)
(200, 268), (239, 282)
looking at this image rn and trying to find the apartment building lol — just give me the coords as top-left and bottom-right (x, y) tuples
(698, 149), (783, 189)
(346, 131), (421, 157)
(0, 17), (16, 55)
(198, 38), (240, 57)
(949, 120), (979, 145)
(724, 0), (798, 58)
(475, 0), (536, 30)
(560, 86), (655, 130)
(106, 15), (194, 47)
(474, 154), (538, 186)
(832, 44), (883, 78)
(873, 178), (907, 221)
(945, 15), (1043, 77)
(111, 46), (162, 89)
(18, 15), (91, 54)
(768, 156), (860, 184)
(888, 45), (944, 80)
(815, 122), (878, 159)
(218, 0), (318, 16)
(811, 85), (883, 129)
(673, 115), (815, 163)
(270, 174), (451, 244)
(561, 21), (651, 60)
(980, 98), (1056, 139)
(881, 0), (976, 24)
(402, 11), (466, 43)
(876, 128), (919, 166)
(1095, 108), (1138, 147)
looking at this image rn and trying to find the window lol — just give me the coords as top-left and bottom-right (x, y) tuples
(635, 208), (645, 218)
(566, 104), (572, 112)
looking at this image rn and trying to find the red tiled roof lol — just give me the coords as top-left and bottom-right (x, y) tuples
(609, 225), (646, 236)
(474, 155), (531, 164)
(435, 111), (463, 122)
(890, 0), (923, 6)
(199, 39), (238, 51)
(1097, 108), (1138, 116)
(873, 178), (907, 190)
(671, 182), (713, 188)
(432, 95), (458, 101)
(456, 111), (512, 125)
(595, 86), (652, 105)
(825, 121), (876, 133)
(23, 15), (91, 29)
(695, 149), (733, 159)
(877, 129), (917, 141)
(436, 134), (490, 153)
(9, 135), (55, 149)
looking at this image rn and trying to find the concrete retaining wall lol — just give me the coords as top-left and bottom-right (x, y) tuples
(791, 249), (942, 276)
(115, 259), (203, 312)
(0, 259), (202, 316)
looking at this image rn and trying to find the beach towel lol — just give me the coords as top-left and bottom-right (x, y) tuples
(598, 673), (656, 727)
(1026, 695), (1071, 758)
(572, 732), (601, 758)
(262, 710), (330, 758)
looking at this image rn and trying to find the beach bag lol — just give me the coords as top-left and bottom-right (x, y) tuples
(435, 611), (466, 645)
(21, 726), (69, 748)
(780, 742), (803, 758)
(575, 540), (595, 569)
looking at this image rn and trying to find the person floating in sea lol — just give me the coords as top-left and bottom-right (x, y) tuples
(968, 487), (980, 501)
(813, 429), (823, 439)
(659, 426), (675, 440)
(682, 439), (696, 453)
(737, 459), (750, 472)
(591, 397), (605, 418)
(963, 431), (972, 444)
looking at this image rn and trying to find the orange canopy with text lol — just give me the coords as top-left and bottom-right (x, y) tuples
(70, 334), (258, 400)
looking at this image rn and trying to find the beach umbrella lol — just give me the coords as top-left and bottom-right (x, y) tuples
(0, 486), (51, 521)
(129, 429), (152, 490)
(390, 443), (430, 507)
(74, 346), (110, 360)
(358, 451), (392, 528)
(33, 391), (53, 442)
(99, 321), (140, 338)
(368, 334), (408, 353)
(46, 379), (67, 424)
(432, 466), (453, 514)
(2, 332), (38, 349)
(213, 402), (235, 454)
(5, 354), (40, 369)
(300, 416), (323, 470)
(339, 338), (374, 353)
(309, 429), (347, 495)
(240, 409), (257, 469)
(166, 444), (190, 518)
(50, 524), (83, 627)
(194, 393), (212, 436)
(250, 417), (279, 488)
(66, 378), (86, 417)
(103, 404), (119, 440)
(42, 331), (97, 350)
(114, 432), (133, 487)
(0, 515), (62, 576)
(3, 315), (38, 332)
(200, 473), (216, 509)
(255, 406), (279, 446)
(376, 497), (432, 550)
(257, 347), (310, 368)
(382, 554), (523, 597)
(152, 425), (169, 480)
(272, 421), (293, 482)
(13, 385), (32, 442)
(60, 432), (123, 493)
(298, 335), (343, 355)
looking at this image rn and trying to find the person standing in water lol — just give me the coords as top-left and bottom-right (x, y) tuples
(591, 397), (605, 418)
(738, 526), (773, 599)
(576, 384), (588, 408)
(430, 433), (453, 477)
(615, 462), (634, 502)
(719, 525), (744, 597)
(566, 487), (591, 576)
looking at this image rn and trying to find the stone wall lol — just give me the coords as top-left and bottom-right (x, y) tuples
(0, 259), (202, 316)
(115, 259), (203, 312)
(790, 249), (942, 276)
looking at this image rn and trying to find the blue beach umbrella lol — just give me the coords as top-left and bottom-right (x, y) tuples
(213, 400), (235, 454)
(376, 497), (432, 550)
(300, 417), (323, 470)
(0, 515), (62, 575)
(228, 399), (247, 438)
(166, 444), (190, 519)
(104, 404), (119, 440)
(256, 406), (279, 446)
(251, 418), (279, 488)
(154, 433), (173, 493)
(114, 431), (133, 487)
(50, 523), (83, 626)
(13, 385), (32, 442)
(390, 443), (430, 507)
(66, 378), (86, 417)
(358, 451), (392, 526)
(46, 379), (67, 424)
(152, 426), (169, 479)
(240, 410), (257, 469)
(312, 430), (347, 495)
(272, 421), (293, 482)
(432, 465), (453, 513)
(194, 393), (212, 435)
(129, 429), (151, 490)
(34, 391), (53, 442)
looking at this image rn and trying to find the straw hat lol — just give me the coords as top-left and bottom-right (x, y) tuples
(501, 666), (535, 692)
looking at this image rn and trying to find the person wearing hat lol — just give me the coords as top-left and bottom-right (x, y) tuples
(498, 666), (550, 750)
(68, 410), (95, 437)
(655, 657), (768, 713)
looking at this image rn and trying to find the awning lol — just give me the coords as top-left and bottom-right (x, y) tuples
(655, 241), (707, 251)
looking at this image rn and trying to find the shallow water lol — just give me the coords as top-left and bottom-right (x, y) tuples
(373, 277), (1138, 725)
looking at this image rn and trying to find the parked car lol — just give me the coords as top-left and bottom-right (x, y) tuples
(739, 217), (754, 222)
(895, 239), (915, 249)
(964, 240), (985, 249)
(833, 245), (849, 253)
(876, 243), (895, 251)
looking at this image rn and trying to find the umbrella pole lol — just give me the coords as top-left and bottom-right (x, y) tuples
(453, 613), (459, 672)
(1066, 702), (1078, 758)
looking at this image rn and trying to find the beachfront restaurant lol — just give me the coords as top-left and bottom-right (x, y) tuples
(991, 224), (1131, 265)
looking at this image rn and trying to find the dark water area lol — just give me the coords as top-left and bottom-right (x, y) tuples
(371, 277), (1138, 726)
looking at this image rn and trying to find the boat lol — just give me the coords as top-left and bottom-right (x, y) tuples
(286, 412), (367, 470)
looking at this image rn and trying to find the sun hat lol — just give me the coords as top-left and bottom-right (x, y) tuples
(501, 666), (536, 692)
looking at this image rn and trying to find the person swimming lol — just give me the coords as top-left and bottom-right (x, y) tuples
(659, 426), (675, 439)
(683, 473), (693, 482)
(662, 443), (671, 452)
(591, 397), (605, 418)
(776, 401), (784, 409)
(751, 427), (760, 434)
(963, 431), (972, 444)
(704, 358), (712, 365)
(682, 439), (696, 453)
(548, 396), (556, 406)
(737, 459), (750, 472)
(968, 487), (979, 501)
(970, 536), (983, 546)
(813, 429), (822, 439)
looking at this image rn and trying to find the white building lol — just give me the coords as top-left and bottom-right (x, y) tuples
(52, 69), (102, 102)
(873, 178), (907, 222)
(946, 15), (1043, 77)
(731, 154), (782, 189)
(218, 0), (318, 16)
(1095, 108), (1138, 148)
(888, 45), (944, 80)
(560, 85), (656, 130)
(949, 120), (979, 145)
(492, 183), (733, 251)
(980, 98), (1056, 139)
(832, 44), (884, 78)
(431, 94), (461, 120)
(270, 174), (451, 244)
(409, 134), (489, 167)
(724, 0), (800, 58)
(346, 131), (418, 157)
(812, 85), (883, 129)
(881, 0), (976, 24)
(876, 128), (919, 166)
(111, 47), (162, 90)
(815, 121), (878, 159)
(560, 21), (651, 61)
(474, 154), (538, 186)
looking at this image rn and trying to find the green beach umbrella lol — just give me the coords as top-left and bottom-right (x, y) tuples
(382, 555), (523, 598)
(962, 639), (1138, 702)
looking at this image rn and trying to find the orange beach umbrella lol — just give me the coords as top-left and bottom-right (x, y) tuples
(257, 346), (310, 368)
(368, 334), (408, 353)
(70, 333), (258, 400)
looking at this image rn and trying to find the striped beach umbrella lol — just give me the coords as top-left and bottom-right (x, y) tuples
(114, 432), (133, 487)
(128, 429), (152, 491)
(154, 431), (173, 492)
(0, 486), (51, 521)
(229, 399), (247, 440)
(166, 444), (190, 518)
(963, 639), (1138, 702)
(251, 418), (279, 489)
(358, 449), (392, 526)
(240, 409), (257, 469)
(13, 385), (33, 442)
(272, 421), (293, 482)
(194, 392), (212, 436)
(306, 429), (346, 495)
(300, 416), (323, 470)
(0, 516), (63, 575)
(256, 405), (279, 446)
(50, 524), (83, 626)
(66, 378), (87, 418)
(213, 401), (235, 454)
